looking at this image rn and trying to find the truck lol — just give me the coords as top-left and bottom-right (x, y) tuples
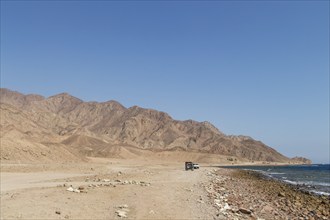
(185, 162), (199, 170)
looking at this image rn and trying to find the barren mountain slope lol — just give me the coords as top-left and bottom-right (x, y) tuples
(0, 103), (83, 162)
(0, 88), (304, 163)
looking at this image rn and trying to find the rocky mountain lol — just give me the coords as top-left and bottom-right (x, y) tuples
(0, 88), (310, 163)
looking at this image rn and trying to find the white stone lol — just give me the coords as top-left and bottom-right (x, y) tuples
(115, 210), (127, 218)
(66, 187), (74, 192)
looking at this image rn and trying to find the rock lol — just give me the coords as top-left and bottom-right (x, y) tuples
(102, 179), (110, 182)
(115, 210), (127, 218)
(261, 205), (273, 214)
(215, 213), (227, 220)
(117, 171), (122, 176)
(55, 210), (61, 215)
(116, 204), (129, 218)
(214, 199), (221, 207)
(149, 210), (155, 214)
(66, 187), (74, 192)
(118, 204), (129, 209)
(66, 187), (80, 193)
(223, 203), (231, 210)
(78, 186), (84, 190)
(278, 192), (285, 197)
(239, 208), (252, 215)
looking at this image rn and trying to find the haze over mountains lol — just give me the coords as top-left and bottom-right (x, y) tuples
(0, 88), (310, 164)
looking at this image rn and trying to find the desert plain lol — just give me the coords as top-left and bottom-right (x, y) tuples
(1, 157), (329, 220)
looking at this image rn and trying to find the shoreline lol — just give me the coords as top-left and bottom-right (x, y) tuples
(207, 168), (330, 219)
(217, 164), (330, 196)
(1, 161), (329, 219)
(217, 162), (313, 167)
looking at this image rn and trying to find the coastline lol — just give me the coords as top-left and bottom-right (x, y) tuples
(206, 168), (330, 219)
(1, 160), (329, 219)
(217, 163), (330, 195)
(216, 161), (312, 167)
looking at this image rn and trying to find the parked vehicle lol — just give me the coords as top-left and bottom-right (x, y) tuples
(185, 162), (199, 170)
(185, 162), (194, 171)
(193, 163), (199, 169)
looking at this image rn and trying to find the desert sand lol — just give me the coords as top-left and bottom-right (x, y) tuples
(1, 158), (215, 219)
(1, 158), (329, 220)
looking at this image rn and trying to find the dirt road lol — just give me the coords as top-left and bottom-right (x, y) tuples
(1, 159), (216, 219)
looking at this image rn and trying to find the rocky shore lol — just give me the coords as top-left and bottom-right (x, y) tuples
(205, 168), (330, 220)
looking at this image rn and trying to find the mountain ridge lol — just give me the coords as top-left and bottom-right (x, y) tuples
(0, 88), (311, 164)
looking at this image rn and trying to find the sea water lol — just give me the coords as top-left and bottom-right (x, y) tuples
(222, 164), (330, 196)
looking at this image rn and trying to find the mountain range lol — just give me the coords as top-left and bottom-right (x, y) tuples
(0, 88), (311, 164)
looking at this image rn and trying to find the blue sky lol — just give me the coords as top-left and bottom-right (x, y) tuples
(1, 0), (329, 163)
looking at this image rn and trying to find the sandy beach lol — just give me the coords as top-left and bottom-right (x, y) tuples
(0, 158), (328, 220)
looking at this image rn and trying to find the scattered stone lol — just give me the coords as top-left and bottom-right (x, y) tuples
(278, 192), (286, 197)
(214, 199), (221, 207)
(140, 182), (151, 187)
(239, 208), (252, 215)
(223, 203), (231, 210)
(115, 204), (129, 218)
(66, 187), (80, 193)
(115, 210), (127, 218)
(117, 204), (129, 209)
(66, 187), (74, 192)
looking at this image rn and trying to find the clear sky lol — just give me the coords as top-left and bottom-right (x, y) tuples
(1, 0), (329, 163)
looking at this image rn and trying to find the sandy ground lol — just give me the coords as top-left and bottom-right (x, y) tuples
(1, 158), (329, 220)
(1, 158), (216, 219)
